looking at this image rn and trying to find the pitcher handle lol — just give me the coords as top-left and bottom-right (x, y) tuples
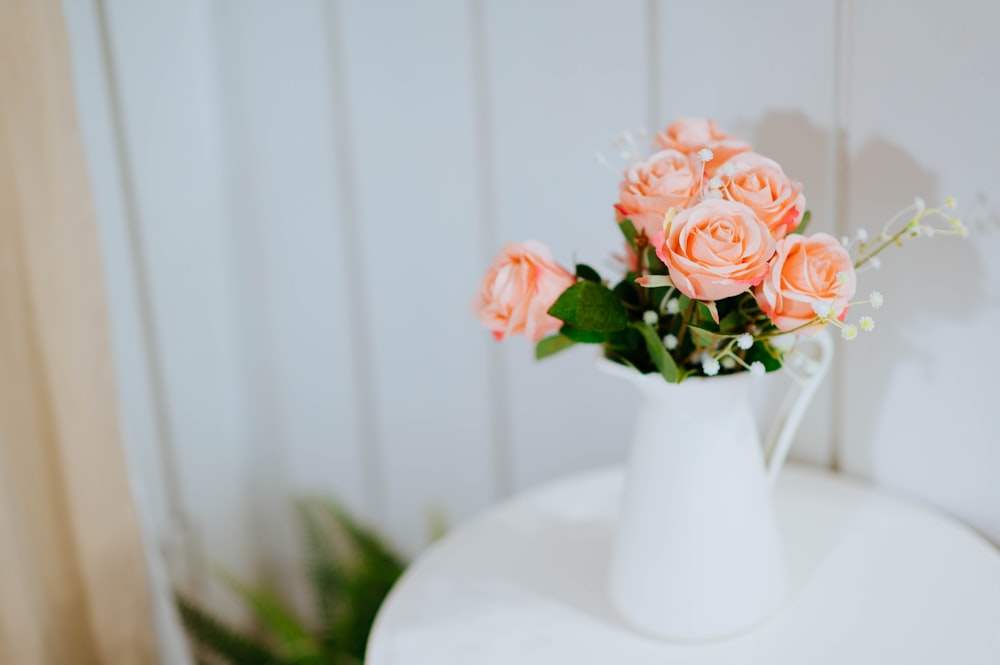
(763, 329), (834, 485)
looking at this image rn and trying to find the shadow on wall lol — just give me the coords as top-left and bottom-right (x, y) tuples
(743, 111), (837, 464)
(840, 137), (989, 476)
(753, 111), (832, 224)
(752, 111), (990, 487)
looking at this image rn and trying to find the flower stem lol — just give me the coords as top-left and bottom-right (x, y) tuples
(676, 299), (697, 350)
(855, 222), (912, 269)
(635, 232), (649, 309)
(757, 318), (827, 339)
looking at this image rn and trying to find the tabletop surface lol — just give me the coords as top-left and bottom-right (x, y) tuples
(367, 463), (1000, 665)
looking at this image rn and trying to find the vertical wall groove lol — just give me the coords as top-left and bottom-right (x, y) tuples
(203, 0), (286, 585)
(92, 0), (201, 591)
(470, 0), (512, 500)
(322, 0), (387, 522)
(829, 0), (852, 471)
(645, 0), (661, 131)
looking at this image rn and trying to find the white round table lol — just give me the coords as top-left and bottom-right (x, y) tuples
(367, 463), (1000, 664)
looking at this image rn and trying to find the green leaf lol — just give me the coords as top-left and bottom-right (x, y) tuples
(560, 325), (608, 343)
(604, 328), (632, 351)
(179, 498), (403, 665)
(318, 501), (405, 659)
(319, 501), (406, 583)
(176, 594), (278, 665)
(690, 327), (716, 348)
(718, 310), (745, 334)
(619, 218), (638, 251)
(695, 301), (721, 326)
(548, 281), (628, 332)
(745, 340), (784, 373)
(575, 263), (602, 283)
(296, 500), (347, 645)
(629, 321), (679, 383)
(535, 334), (577, 359)
(220, 573), (322, 661)
(686, 323), (740, 341)
(612, 273), (640, 308)
(644, 245), (668, 273)
(602, 351), (639, 372)
(791, 209), (811, 234)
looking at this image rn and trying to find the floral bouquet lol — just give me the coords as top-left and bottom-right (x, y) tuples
(472, 118), (965, 382)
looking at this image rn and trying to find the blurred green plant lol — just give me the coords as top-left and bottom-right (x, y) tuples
(176, 498), (406, 665)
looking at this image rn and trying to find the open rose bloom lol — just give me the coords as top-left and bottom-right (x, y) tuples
(473, 117), (961, 381)
(471, 241), (575, 342)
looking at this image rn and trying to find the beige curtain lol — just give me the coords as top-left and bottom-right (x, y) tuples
(0, 0), (158, 662)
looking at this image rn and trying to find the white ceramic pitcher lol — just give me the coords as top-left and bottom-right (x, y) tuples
(602, 331), (833, 641)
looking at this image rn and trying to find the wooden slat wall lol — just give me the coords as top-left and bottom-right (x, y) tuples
(60, 0), (1000, 622)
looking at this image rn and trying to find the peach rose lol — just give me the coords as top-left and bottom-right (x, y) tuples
(754, 233), (856, 334)
(718, 152), (805, 239)
(472, 241), (575, 342)
(614, 149), (700, 238)
(653, 199), (776, 302)
(654, 118), (751, 176)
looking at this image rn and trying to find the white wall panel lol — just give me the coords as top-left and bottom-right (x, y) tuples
(61, 0), (171, 564)
(654, 0), (840, 465)
(483, 0), (648, 492)
(335, 0), (497, 553)
(98, 0), (259, 617)
(62, 2), (1000, 621)
(839, 0), (1000, 543)
(210, 0), (373, 612)
(61, 2), (195, 661)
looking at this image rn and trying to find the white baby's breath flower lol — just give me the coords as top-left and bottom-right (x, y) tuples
(841, 324), (858, 341)
(869, 291), (884, 309)
(835, 271), (849, 285)
(914, 196), (926, 212)
(697, 148), (714, 163)
(720, 356), (736, 370)
(643, 310), (659, 326)
(736, 333), (753, 350)
(701, 355), (721, 376)
(811, 300), (833, 318)
(707, 177), (724, 190)
(749, 361), (766, 377)
(869, 256), (882, 270)
(859, 316), (875, 331)
(703, 189), (724, 200)
(665, 298), (680, 314)
(662, 334), (678, 350)
(855, 228), (869, 242)
(946, 196), (957, 209)
(840, 236), (851, 247)
(720, 162), (736, 177)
